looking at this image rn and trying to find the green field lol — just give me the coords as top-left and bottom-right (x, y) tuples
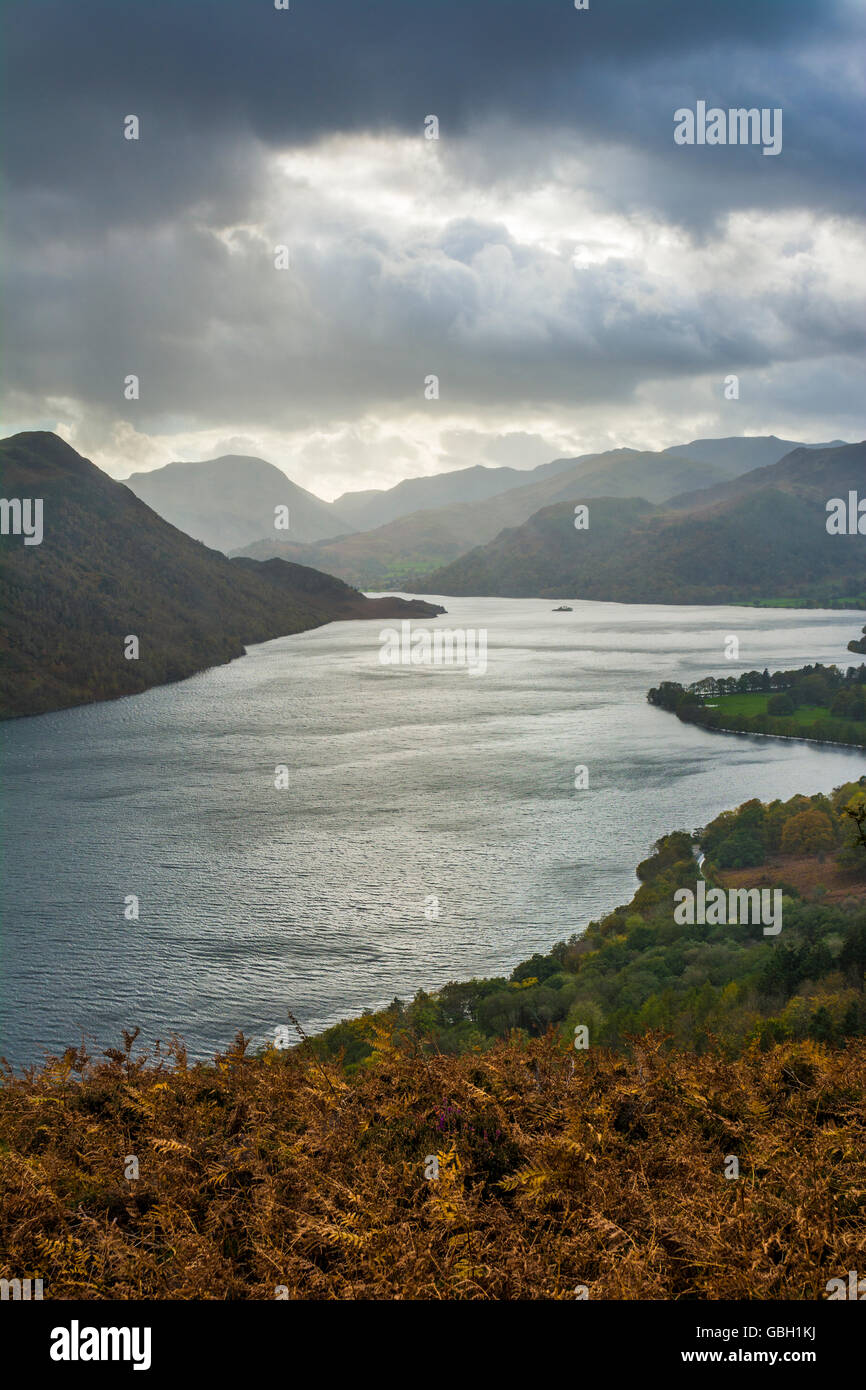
(712, 693), (829, 723)
(708, 692), (770, 715)
(709, 693), (866, 740)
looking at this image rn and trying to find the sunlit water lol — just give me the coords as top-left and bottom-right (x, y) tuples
(1, 597), (863, 1069)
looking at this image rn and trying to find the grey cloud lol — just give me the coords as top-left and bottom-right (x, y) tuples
(6, 202), (861, 433)
(2, 0), (864, 478)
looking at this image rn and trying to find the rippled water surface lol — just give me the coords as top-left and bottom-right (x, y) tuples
(1, 597), (863, 1068)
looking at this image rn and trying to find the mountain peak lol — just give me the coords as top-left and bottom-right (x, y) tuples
(3, 429), (94, 467)
(120, 453), (354, 552)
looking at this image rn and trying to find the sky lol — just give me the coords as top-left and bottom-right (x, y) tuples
(2, 0), (865, 500)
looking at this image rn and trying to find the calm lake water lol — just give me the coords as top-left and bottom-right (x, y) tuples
(1, 597), (863, 1069)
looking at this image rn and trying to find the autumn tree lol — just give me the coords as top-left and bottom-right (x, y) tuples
(780, 808), (836, 856)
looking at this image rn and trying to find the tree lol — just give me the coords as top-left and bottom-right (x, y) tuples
(840, 919), (866, 989)
(838, 795), (866, 874)
(808, 1006), (834, 1043)
(715, 831), (766, 868)
(768, 693), (795, 716)
(780, 809), (836, 856)
(793, 674), (832, 708)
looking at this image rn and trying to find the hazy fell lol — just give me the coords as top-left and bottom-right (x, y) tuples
(123, 454), (356, 552)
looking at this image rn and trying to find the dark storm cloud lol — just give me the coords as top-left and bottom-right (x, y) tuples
(3, 0), (864, 230)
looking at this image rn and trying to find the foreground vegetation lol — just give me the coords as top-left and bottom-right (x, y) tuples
(1, 1031), (863, 1299)
(2, 780), (865, 1299)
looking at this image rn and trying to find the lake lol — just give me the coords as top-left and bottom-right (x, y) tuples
(1, 597), (863, 1069)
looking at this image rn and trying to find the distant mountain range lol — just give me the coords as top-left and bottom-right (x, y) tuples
(114, 435), (851, 592)
(331, 455), (579, 531)
(232, 447), (727, 587)
(234, 436), (847, 589)
(309, 435), (849, 540)
(0, 433), (442, 719)
(414, 442), (866, 605)
(121, 449), (585, 555)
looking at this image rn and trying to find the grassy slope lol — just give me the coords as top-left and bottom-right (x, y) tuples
(712, 692), (866, 736)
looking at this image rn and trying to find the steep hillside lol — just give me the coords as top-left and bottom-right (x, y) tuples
(664, 442), (866, 513)
(123, 455), (355, 551)
(234, 495), (518, 588)
(0, 433), (441, 719)
(418, 443), (866, 604)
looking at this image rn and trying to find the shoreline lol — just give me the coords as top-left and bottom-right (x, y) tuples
(680, 719), (866, 752)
